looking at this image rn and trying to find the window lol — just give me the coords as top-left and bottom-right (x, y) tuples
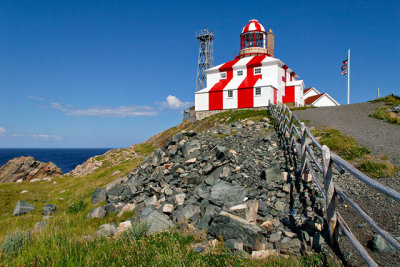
(255, 87), (261, 96)
(237, 70), (243, 76)
(254, 68), (261, 75)
(228, 90), (233, 98)
(220, 72), (226, 79)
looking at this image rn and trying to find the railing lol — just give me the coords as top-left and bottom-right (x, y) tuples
(268, 103), (400, 267)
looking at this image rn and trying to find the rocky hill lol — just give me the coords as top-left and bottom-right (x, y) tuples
(87, 118), (326, 257)
(0, 156), (62, 183)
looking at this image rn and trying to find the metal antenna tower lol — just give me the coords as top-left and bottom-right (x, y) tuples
(195, 29), (214, 91)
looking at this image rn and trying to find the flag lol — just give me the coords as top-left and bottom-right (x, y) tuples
(341, 57), (348, 75)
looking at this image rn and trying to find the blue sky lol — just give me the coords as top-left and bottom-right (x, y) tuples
(0, 0), (399, 148)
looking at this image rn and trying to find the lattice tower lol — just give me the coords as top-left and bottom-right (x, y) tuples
(195, 29), (214, 91)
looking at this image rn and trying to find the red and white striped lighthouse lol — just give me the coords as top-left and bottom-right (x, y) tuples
(195, 19), (305, 112)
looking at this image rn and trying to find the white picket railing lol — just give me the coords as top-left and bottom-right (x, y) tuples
(268, 103), (400, 267)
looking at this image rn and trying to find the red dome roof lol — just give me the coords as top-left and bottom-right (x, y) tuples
(242, 19), (266, 33)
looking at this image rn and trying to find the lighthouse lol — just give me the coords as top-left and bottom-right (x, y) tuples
(194, 19), (306, 117)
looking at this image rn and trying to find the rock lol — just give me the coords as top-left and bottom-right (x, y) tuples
(174, 193), (186, 206)
(302, 172), (312, 183)
(274, 201), (286, 212)
(282, 184), (291, 193)
(194, 246), (204, 253)
(208, 211), (265, 250)
(215, 146), (227, 159)
(391, 104), (400, 113)
(33, 221), (46, 233)
(172, 204), (200, 223)
(117, 203), (136, 217)
(91, 188), (106, 204)
(144, 196), (158, 206)
(182, 140), (200, 158)
(42, 204), (56, 216)
(20, 190), (28, 194)
(284, 231), (296, 238)
(269, 232), (281, 242)
(13, 200), (35, 216)
(245, 201), (258, 224)
(225, 239), (244, 251)
(0, 156), (62, 183)
(370, 234), (396, 253)
(87, 206), (106, 219)
(140, 207), (174, 233)
(114, 221), (133, 238)
(163, 204), (174, 214)
(251, 249), (278, 259)
(185, 158), (197, 164)
(261, 167), (284, 183)
(95, 223), (117, 238)
(209, 181), (247, 207)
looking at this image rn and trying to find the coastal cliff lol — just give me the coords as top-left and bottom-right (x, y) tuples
(0, 156), (62, 183)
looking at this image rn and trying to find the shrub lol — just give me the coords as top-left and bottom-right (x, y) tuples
(67, 200), (87, 214)
(1, 229), (31, 256)
(118, 221), (150, 243)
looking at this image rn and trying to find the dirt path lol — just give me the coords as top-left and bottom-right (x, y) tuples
(293, 102), (400, 169)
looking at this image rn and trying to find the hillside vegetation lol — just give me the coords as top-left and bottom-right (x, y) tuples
(0, 109), (337, 266)
(369, 94), (400, 125)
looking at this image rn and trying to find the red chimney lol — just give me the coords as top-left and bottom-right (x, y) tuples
(267, 29), (274, 57)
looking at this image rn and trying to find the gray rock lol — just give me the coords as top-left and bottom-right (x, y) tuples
(225, 239), (244, 251)
(42, 204), (56, 216)
(194, 246), (204, 253)
(208, 212), (264, 250)
(87, 206), (106, 219)
(95, 223), (117, 238)
(371, 234), (396, 253)
(274, 201), (286, 212)
(215, 146), (227, 159)
(172, 204), (200, 223)
(140, 207), (174, 233)
(13, 200), (35, 216)
(182, 140), (201, 158)
(107, 184), (125, 197)
(262, 167), (283, 183)
(269, 232), (281, 242)
(210, 181), (247, 207)
(91, 188), (106, 204)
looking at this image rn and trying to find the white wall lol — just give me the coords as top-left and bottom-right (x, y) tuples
(313, 95), (339, 107)
(195, 92), (209, 111)
(223, 89), (237, 109)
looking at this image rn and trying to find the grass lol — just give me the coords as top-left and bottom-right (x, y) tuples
(0, 109), (339, 265)
(359, 155), (399, 178)
(369, 94), (400, 125)
(0, 227), (334, 266)
(311, 127), (398, 178)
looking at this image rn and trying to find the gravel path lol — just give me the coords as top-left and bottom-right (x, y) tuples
(293, 102), (400, 169)
(293, 102), (400, 266)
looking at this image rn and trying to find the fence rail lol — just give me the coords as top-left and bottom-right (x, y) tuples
(268, 103), (400, 267)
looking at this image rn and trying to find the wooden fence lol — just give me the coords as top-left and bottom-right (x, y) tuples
(268, 103), (400, 267)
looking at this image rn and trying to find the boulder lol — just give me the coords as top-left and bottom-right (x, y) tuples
(182, 140), (201, 158)
(370, 234), (396, 253)
(95, 223), (117, 238)
(42, 204), (56, 216)
(208, 211), (265, 251)
(114, 221), (133, 238)
(209, 181), (247, 207)
(13, 200), (35, 216)
(91, 188), (106, 204)
(0, 156), (62, 183)
(87, 206), (106, 219)
(117, 203), (136, 217)
(140, 207), (174, 233)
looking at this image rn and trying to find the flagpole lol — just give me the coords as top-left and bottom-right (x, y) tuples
(347, 49), (350, 105)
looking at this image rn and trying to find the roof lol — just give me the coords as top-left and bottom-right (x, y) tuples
(242, 19), (265, 33)
(304, 93), (325, 105)
(303, 88), (312, 94)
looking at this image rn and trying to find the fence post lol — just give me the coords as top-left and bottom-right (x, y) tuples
(299, 123), (307, 176)
(322, 145), (339, 247)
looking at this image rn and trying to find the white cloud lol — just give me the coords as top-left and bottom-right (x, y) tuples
(160, 95), (192, 110)
(50, 102), (158, 117)
(0, 127), (5, 134)
(28, 96), (45, 101)
(8, 133), (63, 141)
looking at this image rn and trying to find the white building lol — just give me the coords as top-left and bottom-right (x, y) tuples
(303, 87), (340, 107)
(195, 19), (305, 112)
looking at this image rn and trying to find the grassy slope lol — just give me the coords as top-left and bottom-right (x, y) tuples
(0, 110), (337, 266)
(369, 94), (400, 125)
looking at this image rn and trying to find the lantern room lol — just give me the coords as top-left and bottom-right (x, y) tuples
(238, 19), (274, 59)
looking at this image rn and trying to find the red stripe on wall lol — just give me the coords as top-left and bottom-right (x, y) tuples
(237, 55), (266, 108)
(274, 89), (277, 104)
(208, 58), (240, 110)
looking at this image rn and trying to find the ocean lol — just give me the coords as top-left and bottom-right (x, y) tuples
(0, 148), (111, 174)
